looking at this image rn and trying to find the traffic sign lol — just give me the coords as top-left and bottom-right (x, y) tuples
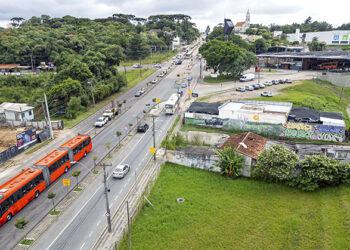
(63, 179), (70, 186)
(188, 90), (192, 94)
(105, 212), (110, 217)
(150, 147), (156, 154)
(156, 98), (160, 103)
(181, 73), (184, 77)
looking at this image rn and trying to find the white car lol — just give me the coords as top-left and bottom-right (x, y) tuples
(158, 73), (165, 77)
(95, 117), (108, 127)
(132, 63), (142, 68)
(151, 79), (157, 84)
(153, 64), (162, 68)
(112, 164), (130, 178)
(261, 91), (273, 97)
(265, 81), (273, 86)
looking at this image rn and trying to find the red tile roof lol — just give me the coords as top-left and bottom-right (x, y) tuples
(235, 21), (246, 27)
(0, 64), (20, 69)
(220, 132), (267, 160)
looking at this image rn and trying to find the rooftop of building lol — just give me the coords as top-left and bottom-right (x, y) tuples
(0, 102), (34, 113)
(257, 50), (350, 60)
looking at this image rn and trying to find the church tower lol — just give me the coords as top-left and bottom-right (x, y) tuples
(245, 9), (250, 26)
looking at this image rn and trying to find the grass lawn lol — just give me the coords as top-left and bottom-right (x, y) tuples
(260, 69), (282, 73)
(59, 68), (156, 128)
(120, 51), (178, 67)
(117, 163), (350, 250)
(252, 80), (350, 127)
(203, 75), (237, 83)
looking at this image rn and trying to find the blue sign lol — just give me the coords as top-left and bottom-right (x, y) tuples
(333, 34), (340, 41)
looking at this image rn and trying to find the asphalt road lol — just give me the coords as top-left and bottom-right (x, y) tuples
(0, 46), (201, 249)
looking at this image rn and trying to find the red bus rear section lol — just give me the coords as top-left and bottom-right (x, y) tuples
(33, 150), (71, 184)
(0, 169), (45, 226)
(60, 135), (92, 163)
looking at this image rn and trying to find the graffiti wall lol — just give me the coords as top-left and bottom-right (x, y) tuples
(185, 116), (345, 142)
(280, 122), (345, 142)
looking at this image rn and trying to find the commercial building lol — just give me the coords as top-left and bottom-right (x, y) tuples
(287, 29), (350, 45)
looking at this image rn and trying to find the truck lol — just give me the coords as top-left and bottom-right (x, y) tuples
(239, 73), (255, 82)
(102, 107), (120, 120)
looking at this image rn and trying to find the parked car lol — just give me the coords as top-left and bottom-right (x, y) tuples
(245, 85), (254, 91)
(112, 164), (130, 179)
(261, 91), (273, 97)
(236, 87), (246, 92)
(151, 79), (157, 84)
(135, 91), (142, 97)
(95, 116), (108, 127)
(285, 79), (292, 84)
(258, 83), (265, 88)
(137, 123), (149, 132)
(175, 60), (182, 65)
(265, 81), (273, 86)
(205, 117), (223, 126)
(153, 63), (162, 68)
(191, 92), (199, 97)
(132, 63), (142, 68)
(279, 79), (285, 84)
(253, 84), (261, 90)
(272, 80), (278, 85)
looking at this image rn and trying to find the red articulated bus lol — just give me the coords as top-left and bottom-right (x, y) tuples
(60, 135), (92, 163)
(32, 150), (71, 185)
(0, 169), (46, 226)
(0, 135), (92, 227)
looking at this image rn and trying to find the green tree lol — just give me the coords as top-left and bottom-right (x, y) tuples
(308, 37), (326, 51)
(253, 145), (299, 183)
(206, 26), (224, 41)
(254, 39), (267, 54)
(14, 218), (29, 241)
(55, 60), (93, 83)
(72, 170), (81, 188)
(116, 131), (122, 146)
(47, 192), (57, 212)
(214, 143), (244, 178)
(128, 34), (149, 59)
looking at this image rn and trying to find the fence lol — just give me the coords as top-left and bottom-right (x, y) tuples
(1, 120), (64, 130)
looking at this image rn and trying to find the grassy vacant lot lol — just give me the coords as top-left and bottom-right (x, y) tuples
(260, 69), (282, 73)
(60, 68), (156, 128)
(203, 75), (237, 83)
(252, 80), (350, 127)
(118, 163), (350, 250)
(120, 51), (178, 67)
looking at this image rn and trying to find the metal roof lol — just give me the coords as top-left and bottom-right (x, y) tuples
(258, 50), (350, 60)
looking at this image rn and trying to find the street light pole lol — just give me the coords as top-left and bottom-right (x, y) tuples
(124, 66), (127, 87)
(127, 201), (131, 250)
(44, 93), (54, 140)
(88, 79), (95, 107)
(101, 163), (112, 233)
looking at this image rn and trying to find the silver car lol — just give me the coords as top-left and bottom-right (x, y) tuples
(112, 164), (130, 178)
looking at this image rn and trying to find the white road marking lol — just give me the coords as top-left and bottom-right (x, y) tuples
(47, 185), (103, 249)
(114, 196), (118, 201)
(97, 220), (101, 226)
(89, 231), (93, 237)
(80, 242), (85, 249)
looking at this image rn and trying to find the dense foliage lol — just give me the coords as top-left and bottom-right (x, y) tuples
(253, 145), (350, 191)
(0, 14), (199, 118)
(199, 39), (257, 78)
(214, 143), (244, 178)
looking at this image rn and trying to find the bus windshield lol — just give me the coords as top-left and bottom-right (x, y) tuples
(165, 104), (173, 109)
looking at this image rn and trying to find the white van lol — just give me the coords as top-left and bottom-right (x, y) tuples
(239, 73), (255, 82)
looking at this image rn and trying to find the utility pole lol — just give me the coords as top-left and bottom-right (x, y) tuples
(139, 58), (142, 78)
(101, 163), (112, 233)
(152, 115), (156, 161)
(200, 59), (202, 79)
(31, 51), (34, 74)
(150, 47), (153, 66)
(44, 93), (54, 140)
(127, 201), (131, 250)
(124, 66), (127, 87)
(88, 79), (95, 107)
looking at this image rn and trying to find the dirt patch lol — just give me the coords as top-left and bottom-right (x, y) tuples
(0, 127), (32, 151)
(205, 80), (304, 103)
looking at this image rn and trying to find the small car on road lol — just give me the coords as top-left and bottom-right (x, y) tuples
(137, 123), (149, 132)
(112, 164), (130, 179)
(151, 79), (157, 84)
(135, 91), (142, 97)
(95, 117), (108, 127)
(153, 63), (162, 68)
(132, 63), (142, 68)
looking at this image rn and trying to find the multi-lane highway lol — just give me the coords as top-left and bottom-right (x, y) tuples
(0, 45), (202, 249)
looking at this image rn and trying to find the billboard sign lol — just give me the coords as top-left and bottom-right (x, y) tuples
(342, 35), (349, 41)
(333, 34), (340, 41)
(16, 128), (37, 149)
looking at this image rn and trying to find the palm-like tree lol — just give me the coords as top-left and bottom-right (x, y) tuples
(214, 143), (244, 178)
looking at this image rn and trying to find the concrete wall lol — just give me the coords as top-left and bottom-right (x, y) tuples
(3, 120), (64, 130)
(165, 146), (252, 177)
(177, 130), (229, 146)
(5, 110), (34, 121)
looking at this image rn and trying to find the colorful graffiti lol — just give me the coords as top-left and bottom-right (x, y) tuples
(280, 122), (345, 142)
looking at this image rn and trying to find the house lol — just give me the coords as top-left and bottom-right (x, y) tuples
(0, 64), (20, 73)
(234, 9), (250, 33)
(0, 102), (34, 122)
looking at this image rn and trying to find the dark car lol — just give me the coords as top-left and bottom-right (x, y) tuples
(253, 84), (260, 90)
(135, 91), (142, 97)
(175, 60), (182, 65)
(205, 117), (223, 126)
(279, 79), (285, 84)
(272, 80), (278, 85)
(191, 92), (199, 97)
(177, 89), (183, 96)
(137, 123), (149, 132)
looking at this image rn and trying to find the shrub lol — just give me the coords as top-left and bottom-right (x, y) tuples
(253, 145), (299, 183)
(291, 154), (350, 191)
(214, 143), (244, 178)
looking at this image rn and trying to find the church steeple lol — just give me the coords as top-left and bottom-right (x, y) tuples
(246, 9), (250, 24)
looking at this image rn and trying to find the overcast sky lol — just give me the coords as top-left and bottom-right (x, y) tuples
(0, 0), (349, 31)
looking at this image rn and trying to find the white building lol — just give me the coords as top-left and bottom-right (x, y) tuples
(287, 29), (350, 45)
(218, 100), (292, 124)
(0, 102), (34, 122)
(234, 9), (250, 33)
(172, 36), (181, 51)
